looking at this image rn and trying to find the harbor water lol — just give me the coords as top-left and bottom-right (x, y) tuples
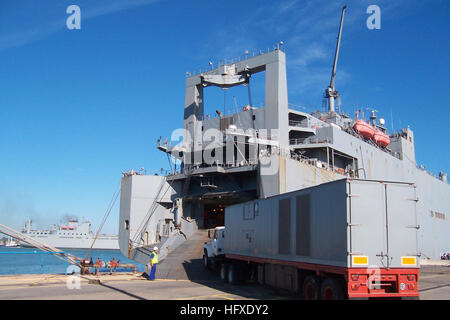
(0, 247), (146, 275)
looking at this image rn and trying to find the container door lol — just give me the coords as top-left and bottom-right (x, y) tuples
(385, 183), (419, 268)
(349, 181), (388, 268)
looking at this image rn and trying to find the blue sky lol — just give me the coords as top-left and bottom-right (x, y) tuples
(0, 0), (449, 234)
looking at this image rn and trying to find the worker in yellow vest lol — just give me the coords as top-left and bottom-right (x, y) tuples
(148, 246), (159, 280)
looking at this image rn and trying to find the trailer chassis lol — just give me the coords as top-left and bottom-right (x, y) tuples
(224, 253), (419, 300)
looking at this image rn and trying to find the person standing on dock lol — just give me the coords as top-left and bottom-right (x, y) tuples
(148, 247), (158, 281)
(95, 258), (103, 276)
(109, 258), (120, 275)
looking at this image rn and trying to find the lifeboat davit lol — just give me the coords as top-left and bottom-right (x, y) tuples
(353, 119), (375, 139)
(373, 129), (390, 148)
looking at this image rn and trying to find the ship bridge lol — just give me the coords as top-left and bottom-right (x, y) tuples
(155, 47), (292, 229)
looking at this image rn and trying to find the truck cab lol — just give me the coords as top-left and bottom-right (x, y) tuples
(203, 226), (225, 269)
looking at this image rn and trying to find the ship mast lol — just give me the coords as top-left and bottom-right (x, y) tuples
(325, 5), (347, 113)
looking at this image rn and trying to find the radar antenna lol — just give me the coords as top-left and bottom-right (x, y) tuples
(325, 5), (347, 113)
(366, 108), (379, 126)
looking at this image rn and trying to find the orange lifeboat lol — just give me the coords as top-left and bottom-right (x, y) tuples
(373, 129), (390, 147)
(353, 119), (375, 139)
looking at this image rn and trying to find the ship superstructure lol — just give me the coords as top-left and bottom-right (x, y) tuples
(21, 218), (119, 250)
(118, 8), (449, 264)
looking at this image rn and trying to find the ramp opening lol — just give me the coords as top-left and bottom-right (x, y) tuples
(203, 204), (225, 229)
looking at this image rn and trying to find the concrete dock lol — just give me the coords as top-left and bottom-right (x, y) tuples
(1, 231), (448, 300)
(0, 264), (448, 300)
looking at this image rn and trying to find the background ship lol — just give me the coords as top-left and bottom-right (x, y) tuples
(0, 237), (20, 247)
(20, 218), (119, 250)
(117, 8), (449, 265)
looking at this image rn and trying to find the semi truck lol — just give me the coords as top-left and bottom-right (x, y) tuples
(203, 178), (420, 299)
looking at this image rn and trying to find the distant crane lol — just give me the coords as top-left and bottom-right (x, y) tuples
(325, 5), (347, 113)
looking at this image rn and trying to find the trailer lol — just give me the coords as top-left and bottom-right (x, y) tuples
(203, 178), (420, 299)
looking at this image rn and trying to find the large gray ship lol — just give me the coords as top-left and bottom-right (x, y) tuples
(21, 218), (119, 250)
(118, 7), (449, 265)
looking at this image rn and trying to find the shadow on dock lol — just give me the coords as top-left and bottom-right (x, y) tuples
(155, 230), (292, 300)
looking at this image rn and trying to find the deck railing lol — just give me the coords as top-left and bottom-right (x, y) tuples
(186, 44), (285, 77)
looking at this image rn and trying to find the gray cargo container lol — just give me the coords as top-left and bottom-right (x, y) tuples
(225, 178), (419, 269)
(220, 178), (420, 299)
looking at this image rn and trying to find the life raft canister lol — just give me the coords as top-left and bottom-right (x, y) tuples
(353, 119), (375, 139)
(373, 129), (390, 147)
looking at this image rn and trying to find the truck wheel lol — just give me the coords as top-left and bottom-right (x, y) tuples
(220, 264), (229, 283)
(203, 251), (210, 270)
(302, 276), (319, 300)
(320, 278), (344, 300)
(228, 263), (241, 285)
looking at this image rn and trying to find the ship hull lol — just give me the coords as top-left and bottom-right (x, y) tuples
(20, 235), (119, 250)
(263, 153), (450, 260)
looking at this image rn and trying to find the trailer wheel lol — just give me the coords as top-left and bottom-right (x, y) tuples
(320, 278), (344, 300)
(203, 251), (210, 270)
(220, 264), (229, 283)
(302, 276), (319, 300)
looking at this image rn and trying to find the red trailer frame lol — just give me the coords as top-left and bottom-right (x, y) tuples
(226, 253), (419, 299)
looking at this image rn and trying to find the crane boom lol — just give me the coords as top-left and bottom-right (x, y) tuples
(326, 5), (347, 112)
(330, 5), (347, 88)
